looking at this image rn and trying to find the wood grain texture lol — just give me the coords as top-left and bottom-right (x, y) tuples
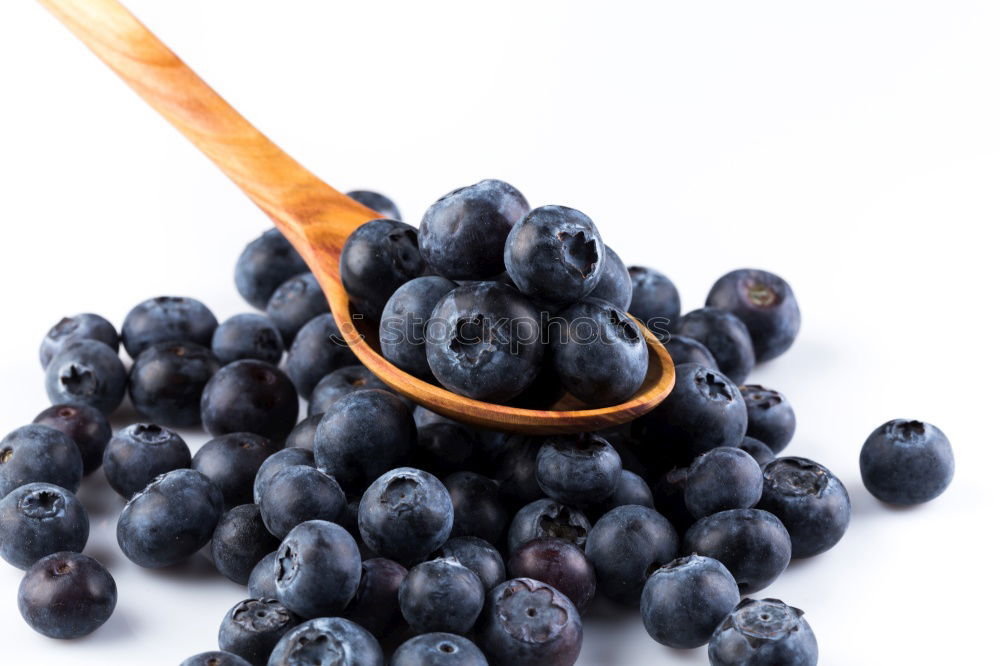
(40, 0), (675, 434)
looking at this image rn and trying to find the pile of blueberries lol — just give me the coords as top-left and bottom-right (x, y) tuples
(0, 181), (955, 666)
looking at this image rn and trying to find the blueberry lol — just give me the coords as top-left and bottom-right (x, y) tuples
(347, 189), (402, 220)
(254, 447), (316, 504)
(32, 403), (110, 476)
(121, 296), (218, 359)
(414, 423), (488, 478)
(218, 598), (299, 666)
(212, 313), (284, 365)
(737, 436), (777, 466)
(477, 578), (583, 666)
(508, 498), (591, 554)
(275, 520), (361, 618)
(201, 360), (299, 441)
(315, 389), (415, 494)
(641, 363), (748, 462)
(235, 228), (310, 310)
(588, 246), (632, 310)
(266, 273), (329, 346)
(44, 339), (127, 414)
(260, 465), (346, 539)
(627, 266), (680, 336)
(358, 467), (453, 565)
(308, 365), (388, 416)
(425, 282), (544, 401)
(860, 419), (955, 505)
(399, 557), (485, 634)
(17, 552), (116, 639)
(39, 313), (118, 369)
(444, 472), (508, 545)
(0, 483), (89, 570)
(676, 308), (755, 385)
(508, 537), (596, 612)
(593, 469), (655, 516)
(128, 341), (220, 427)
(641, 554), (741, 649)
(437, 536), (506, 592)
(247, 551), (278, 599)
(285, 314), (355, 398)
(341, 218), (426, 319)
(343, 557), (409, 638)
(494, 435), (545, 506)
(684, 508), (791, 594)
(390, 633), (488, 666)
(284, 415), (322, 451)
(420, 179), (529, 280)
(685, 446), (763, 518)
(709, 598), (818, 666)
(103, 424), (190, 499)
(550, 299), (648, 406)
(212, 504), (280, 584)
(0, 425), (82, 498)
(380, 276), (457, 380)
(757, 457), (850, 558)
(182, 652), (253, 666)
(651, 467), (696, 534)
(535, 433), (622, 506)
(116, 468), (224, 568)
(665, 334), (719, 370)
(504, 205), (606, 306)
(192, 432), (279, 509)
(706, 269), (801, 363)
(741, 384), (796, 454)
(267, 617), (382, 666)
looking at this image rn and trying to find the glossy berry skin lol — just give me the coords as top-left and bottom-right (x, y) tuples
(391, 633), (488, 666)
(706, 269), (801, 363)
(505, 205), (606, 306)
(380, 276), (457, 380)
(344, 557), (408, 638)
(128, 341), (220, 427)
(508, 537), (596, 612)
(235, 228), (310, 310)
(212, 313), (284, 365)
(535, 432), (622, 506)
(420, 179), (529, 281)
(444, 472), (508, 545)
(267, 617), (382, 666)
(259, 465), (346, 539)
(588, 246), (632, 310)
(709, 598), (818, 666)
(17, 552), (116, 639)
(585, 504), (679, 606)
(275, 520), (362, 619)
(414, 423), (487, 478)
(628, 266), (681, 335)
(685, 447), (764, 519)
(266, 273), (329, 346)
(0, 425), (82, 498)
(102, 424), (190, 499)
(285, 314), (355, 398)
(641, 554), (740, 648)
(315, 389), (416, 494)
(121, 296), (218, 359)
(665, 334), (719, 370)
(116, 469), (224, 568)
(508, 498), (591, 554)
(285, 415), (322, 451)
(182, 652), (253, 666)
(218, 597), (299, 666)
(478, 578), (583, 666)
(192, 433), (278, 509)
(44, 339), (127, 415)
(247, 551), (278, 599)
(39, 313), (118, 369)
(398, 557), (485, 634)
(359, 467), (454, 565)
(201, 360), (299, 441)
(346, 189), (402, 219)
(741, 385), (796, 454)
(341, 218), (426, 320)
(860, 419), (954, 505)
(253, 447), (315, 504)
(738, 436), (776, 466)
(32, 403), (111, 476)
(425, 282), (544, 402)
(308, 365), (389, 416)
(0, 483), (89, 570)
(212, 504), (279, 585)
(594, 470), (655, 516)
(758, 457), (850, 558)
(684, 509), (791, 594)
(676, 308), (755, 385)
(438, 536), (506, 592)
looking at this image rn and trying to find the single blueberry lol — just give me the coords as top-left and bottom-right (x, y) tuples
(592, 469), (655, 517)
(253, 447), (315, 505)
(860, 419), (954, 505)
(266, 273), (329, 346)
(588, 246), (632, 311)
(380, 276), (457, 380)
(676, 308), (755, 385)
(267, 617), (382, 666)
(121, 295), (218, 359)
(398, 557), (485, 634)
(235, 228), (309, 310)
(44, 339), (127, 415)
(128, 341), (220, 427)
(284, 414), (322, 451)
(39, 313), (118, 369)
(0, 483), (89, 570)
(212, 504), (279, 585)
(192, 432), (279, 509)
(741, 384), (796, 454)
(274, 520), (362, 618)
(347, 189), (402, 220)
(706, 269), (801, 363)
(341, 218), (426, 319)
(535, 432), (623, 507)
(508, 498), (591, 554)
(201, 360), (299, 441)
(182, 652), (252, 666)
(259, 465), (347, 539)
(709, 598), (818, 666)
(651, 466), (696, 535)
(0, 425), (83, 498)
(218, 597), (299, 666)
(212, 313), (284, 365)
(444, 472), (508, 545)
(17, 552), (116, 639)
(414, 423), (488, 478)
(390, 633), (488, 666)
(437, 536), (506, 592)
(285, 313), (355, 398)
(247, 551), (278, 600)
(343, 557), (409, 638)
(685, 446), (764, 518)
(508, 537), (596, 612)
(628, 266), (681, 337)
(308, 365), (388, 416)
(665, 334), (719, 370)
(103, 423), (190, 499)
(32, 403), (110, 476)
(494, 435), (545, 507)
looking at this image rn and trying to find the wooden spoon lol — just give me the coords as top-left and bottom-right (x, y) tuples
(38, 0), (674, 434)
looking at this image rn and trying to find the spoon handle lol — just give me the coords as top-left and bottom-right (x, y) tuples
(38, 0), (376, 282)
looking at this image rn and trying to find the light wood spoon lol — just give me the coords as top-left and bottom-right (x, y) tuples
(38, 0), (674, 434)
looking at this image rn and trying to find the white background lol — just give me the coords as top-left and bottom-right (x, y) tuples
(1, 1), (998, 664)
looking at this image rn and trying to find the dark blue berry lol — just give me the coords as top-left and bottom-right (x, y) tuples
(494, 435), (545, 507)
(860, 419), (954, 505)
(380, 276), (457, 380)
(17, 552), (116, 639)
(588, 246), (632, 310)
(709, 598), (818, 666)
(651, 467), (695, 534)
(267, 617), (382, 666)
(535, 433), (622, 506)
(103, 424), (190, 499)
(308, 365), (388, 416)
(259, 465), (346, 539)
(343, 557), (408, 638)
(665, 334), (719, 370)
(211, 504), (279, 585)
(508, 498), (591, 554)
(235, 228), (309, 310)
(706, 269), (801, 363)
(212, 313), (284, 365)
(44, 339), (127, 414)
(253, 447), (315, 504)
(398, 557), (485, 634)
(128, 341), (220, 427)
(437, 536), (506, 592)
(247, 551), (278, 600)
(593, 470), (655, 516)
(218, 597), (299, 666)
(444, 472), (508, 545)
(346, 189), (402, 220)
(390, 633), (488, 666)
(0, 483), (89, 570)
(192, 432), (278, 509)
(285, 314), (355, 398)
(121, 296), (218, 359)
(284, 415), (322, 451)
(39, 313), (118, 369)
(341, 218), (426, 319)
(200, 360), (299, 441)
(684, 509), (791, 594)
(32, 403), (110, 476)
(266, 273), (329, 346)
(508, 537), (596, 612)
(737, 436), (776, 466)
(182, 651), (252, 666)
(741, 384), (796, 454)
(274, 520), (361, 618)
(628, 266), (680, 336)
(0, 425), (82, 498)
(685, 446), (763, 518)
(676, 308), (755, 385)
(414, 423), (487, 478)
